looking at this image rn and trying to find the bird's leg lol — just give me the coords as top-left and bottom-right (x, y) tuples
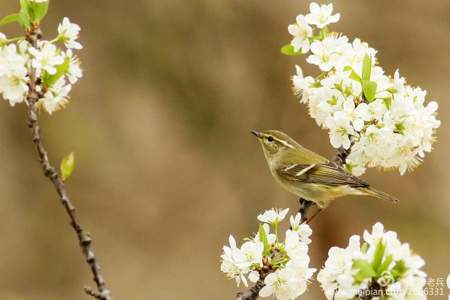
(298, 198), (314, 223)
(306, 208), (323, 224)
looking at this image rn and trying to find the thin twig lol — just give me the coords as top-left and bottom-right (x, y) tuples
(25, 24), (112, 300)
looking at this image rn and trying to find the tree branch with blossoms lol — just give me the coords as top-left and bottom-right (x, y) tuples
(221, 2), (440, 300)
(0, 1), (111, 299)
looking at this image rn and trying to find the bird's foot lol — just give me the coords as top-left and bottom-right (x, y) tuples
(298, 198), (314, 223)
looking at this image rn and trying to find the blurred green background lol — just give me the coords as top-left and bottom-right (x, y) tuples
(0, 0), (449, 299)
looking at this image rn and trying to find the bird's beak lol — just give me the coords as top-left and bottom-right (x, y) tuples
(251, 130), (263, 139)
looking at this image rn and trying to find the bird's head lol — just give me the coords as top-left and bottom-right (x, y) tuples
(251, 129), (299, 160)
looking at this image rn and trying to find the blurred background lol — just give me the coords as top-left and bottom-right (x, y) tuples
(0, 0), (449, 299)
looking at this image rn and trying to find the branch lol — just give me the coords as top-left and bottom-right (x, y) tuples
(334, 146), (352, 166)
(25, 25), (112, 300)
(235, 280), (265, 300)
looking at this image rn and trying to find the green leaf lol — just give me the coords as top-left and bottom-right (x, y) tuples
(28, 1), (49, 22)
(42, 57), (70, 87)
(391, 260), (408, 280)
(344, 66), (361, 82)
(362, 80), (377, 102)
(0, 13), (22, 26)
(371, 241), (386, 272)
(60, 152), (75, 181)
(258, 224), (270, 256)
(18, 0), (31, 28)
(353, 259), (376, 283)
(280, 44), (302, 56)
(362, 54), (372, 81)
(383, 97), (392, 109)
(377, 254), (393, 275)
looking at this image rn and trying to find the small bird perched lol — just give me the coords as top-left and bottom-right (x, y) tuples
(252, 129), (398, 210)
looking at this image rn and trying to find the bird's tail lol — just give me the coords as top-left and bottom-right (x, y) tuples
(361, 187), (399, 203)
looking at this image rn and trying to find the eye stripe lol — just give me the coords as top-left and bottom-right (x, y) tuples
(276, 139), (295, 149)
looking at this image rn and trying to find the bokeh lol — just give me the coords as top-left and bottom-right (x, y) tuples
(0, 0), (449, 299)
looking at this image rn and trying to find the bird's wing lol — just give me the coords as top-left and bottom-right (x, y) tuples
(276, 162), (369, 188)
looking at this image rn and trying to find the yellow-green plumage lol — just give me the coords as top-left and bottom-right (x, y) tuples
(252, 129), (398, 208)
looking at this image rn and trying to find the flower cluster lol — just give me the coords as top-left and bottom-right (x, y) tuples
(220, 208), (316, 300)
(0, 16), (82, 114)
(285, 2), (440, 175)
(317, 223), (427, 300)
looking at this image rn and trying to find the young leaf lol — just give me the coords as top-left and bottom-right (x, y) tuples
(258, 224), (270, 256)
(60, 152), (75, 181)
(280, 44), (302, 56)
(362, 80), (377, 102)
(344, 66), (361, 82)
(18, 0), (31, 28)
(42, 57), (70, 87)
(371, 241), (386, 272)
(383, 97), (392, 109)
(353, 259), (376, 283)
(29, 1), (49, 23)
(362, 54), (372, 81)
(377, 254), (393, 275)
(391, 260), (408, 280)
(0, 14), (22, 26)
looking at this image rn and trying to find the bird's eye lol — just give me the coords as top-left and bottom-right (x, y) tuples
(267, 136), (274, 142)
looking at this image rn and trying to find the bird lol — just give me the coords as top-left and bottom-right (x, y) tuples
(251, 129), (398, 211)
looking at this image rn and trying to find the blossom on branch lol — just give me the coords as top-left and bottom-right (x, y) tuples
(317, 222), (427, 300)
(284, 2), (440, 176)
(220, 209), (315, 300)
(0, 16), (83, 114)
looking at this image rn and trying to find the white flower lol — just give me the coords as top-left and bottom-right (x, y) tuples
(0, 44), (29, 105)
(341, 100), (370, 132)
(345, 38), (377, 71)
(38, 78), (72, 114)
(220, 235), (251, 287)
(288, 15), (313, 53)
(221, 210), (315, 295)
(66, 50), (83, 84)
(289, 213), (312, 244)
(305, 2), (340, 29)
(307, 36), (350, 72)
(58, 17), (82, 49)
(318, 235), (368, 300)
(257, 208), (289, 224)
(259, 260), (315, 300)
(240, 240), (264, 267)
(318, 224), (427, 300)
(29, 42), (65, 75)
(284, 230), (308, 260)
(363, 222), (385, 245)
(325, 111), (355, 149)
(292, 65), (314, 104)
(290, 2), (440, 176)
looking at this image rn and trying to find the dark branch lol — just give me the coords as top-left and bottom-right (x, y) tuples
(235, 280), (265, 300)
(25, 24), (112, 300)
(334, 146), (352, 166)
